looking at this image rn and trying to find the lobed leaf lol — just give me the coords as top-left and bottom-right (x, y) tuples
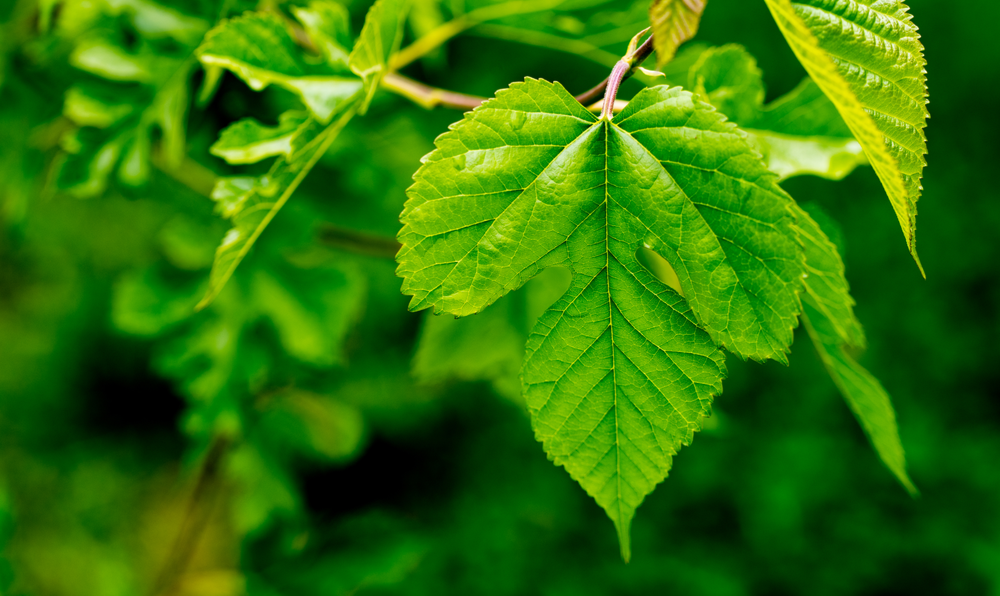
(398, 79), (806, 557)
(649, 0), (706, 68)
(762, 0), (929, 273)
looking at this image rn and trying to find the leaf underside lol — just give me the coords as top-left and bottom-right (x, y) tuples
(762, 0), (929, 273)
(397, 79), (805, 559)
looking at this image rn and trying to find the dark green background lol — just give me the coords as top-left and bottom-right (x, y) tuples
(1, 0), (997, 594)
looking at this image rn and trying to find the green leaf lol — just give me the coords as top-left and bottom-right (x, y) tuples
(793, 205), (914, 493)
(752, 77), (853, 138)
(802, 300), (916, 494)
(794, 204), (864, 349)
(251, 260), (367, 367)
(649, 0), (706, 68)
(197, 13), (363, 122)
(762, 0), (929, 273)
(291, 0), (353, 70)
(349, 0), (410, 112)
(198, 107), (357, 309)
(465, 0), (651, 69)
(412, 267), (569, 401)
(210, 111), (311, 165)
(746, 129), (867, 182)
(258, 389), (366, 461)
(397, 79), (806, 558)
(679, 45), (869, 182)
(688, 44), (764, 125)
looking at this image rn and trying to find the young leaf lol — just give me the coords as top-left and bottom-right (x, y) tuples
(793, 206), (914, 493)
(762, 0), (929, 273)
(649, 0), (706, 68)
(210, 111), (311, 165)
(349, 0), (411, 112)
(398, 79), (806, 558)
(197, 13), (363, 122)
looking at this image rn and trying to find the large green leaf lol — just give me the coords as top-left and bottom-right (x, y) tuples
(762, 0), (928, 273)
(197, 12), (362, 122)
(397, 79), (806, 558)
(649, 0), (706, 68)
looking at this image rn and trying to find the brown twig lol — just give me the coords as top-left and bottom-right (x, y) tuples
(151, 435), (231, 596)
(574, 35), (656, 107)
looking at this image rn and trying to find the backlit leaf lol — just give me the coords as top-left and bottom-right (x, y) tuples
(649, 0), (706, 68)
(762, 0), (929, 273)
(398, 79), (806, 558)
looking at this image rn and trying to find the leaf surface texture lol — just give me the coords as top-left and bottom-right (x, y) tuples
(762, 0), (928, 270)
(397, 79), (806, 557)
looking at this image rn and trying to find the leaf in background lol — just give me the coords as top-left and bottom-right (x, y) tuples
(197, 13), (362, 122)
(251, 260), (367, 367)
(257, 389), (366, 462)
(794, 204), (865, 350)
(688, 44), (763, 125)
(681, 44), (868, 183)
(747, 130), (867, 182)
(210, 111), (311, 165)
(398, 79), (807, 558)
(412, 268), (569, 402)
(51, 0), (206, 197)
(349, 0), (410, 112)
(198, 105), (356, 310)
(463, 0), (650, 68)
(762, 0), (928, 273)
(752, 77), (852, 138)
(649, 0), (706, 68)
(291, 1), (353, 70)
(793, 205), (914, 493)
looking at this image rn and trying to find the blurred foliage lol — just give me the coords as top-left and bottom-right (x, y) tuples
(0, 0), (998, 595)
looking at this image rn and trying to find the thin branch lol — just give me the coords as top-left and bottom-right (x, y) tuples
(390, 0), (572, 70)
(382, 73), (487, 110)
(151, 435), (231, 596)
(575, 35), (656, 107)
(318, 223), (401, 258)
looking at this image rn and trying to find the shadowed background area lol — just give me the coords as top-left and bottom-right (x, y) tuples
(0, 0), (997, 594)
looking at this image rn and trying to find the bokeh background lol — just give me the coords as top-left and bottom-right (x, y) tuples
(1, 0), (998, 594)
